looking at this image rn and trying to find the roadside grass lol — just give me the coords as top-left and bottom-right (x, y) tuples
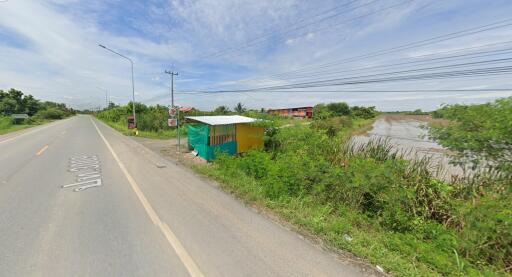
(194, 163), (443, 276)
(0, 116), (41, 135)
(97, 118), (182, 139)
(192, 118), (510, 277)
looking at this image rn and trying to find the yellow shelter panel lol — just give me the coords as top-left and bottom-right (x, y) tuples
(236, 124), (264, 153)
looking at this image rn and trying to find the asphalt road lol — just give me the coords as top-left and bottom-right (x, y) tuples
(0, 115), (372, 277)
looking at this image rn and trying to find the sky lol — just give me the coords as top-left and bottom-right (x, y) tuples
(1, 0), (512, 111)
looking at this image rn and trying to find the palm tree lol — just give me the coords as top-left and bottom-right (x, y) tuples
(234, 102), (246, 114)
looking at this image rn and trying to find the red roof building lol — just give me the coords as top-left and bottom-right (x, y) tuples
(267, 106), (313, 119)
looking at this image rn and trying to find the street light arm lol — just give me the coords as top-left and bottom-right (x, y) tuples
(98, 44), (133, 64)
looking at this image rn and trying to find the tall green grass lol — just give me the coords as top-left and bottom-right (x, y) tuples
(0, 116), (36, 135)
(96, 105), (186, 139)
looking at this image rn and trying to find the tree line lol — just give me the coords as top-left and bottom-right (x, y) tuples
(0, 88), (75, 120)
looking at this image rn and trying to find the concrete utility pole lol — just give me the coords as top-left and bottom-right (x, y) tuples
(164, 70), (178, 108)
(164, 70), (181, 159)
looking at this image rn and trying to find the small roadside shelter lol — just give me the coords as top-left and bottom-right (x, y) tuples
(186, 115), (264, 161)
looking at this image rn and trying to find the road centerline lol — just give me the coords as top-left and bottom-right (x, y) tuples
(36, 145), (49, 156)
(89, 117), (204, 277)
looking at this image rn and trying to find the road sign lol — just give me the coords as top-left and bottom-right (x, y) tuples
(168, 118), (178, 127)
(127, 115), (135, 129)
(169, 107), (177, 117)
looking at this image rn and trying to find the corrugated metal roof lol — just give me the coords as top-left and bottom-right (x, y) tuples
(185, 115), (257, 125)
(179, 107), (194, 112)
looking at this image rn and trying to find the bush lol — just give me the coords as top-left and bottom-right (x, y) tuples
(35, 107), (66, 119)
(0, 116), (12, 129)
(459, 194), (512, 269)
(350, 106), (377, 119)
(137, 108), (168, 132)
(429, 97), (512, 176)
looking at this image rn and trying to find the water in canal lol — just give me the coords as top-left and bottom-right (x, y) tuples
(352, 115), (465, 179)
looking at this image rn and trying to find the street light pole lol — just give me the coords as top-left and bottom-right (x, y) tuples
(99, 44), (136, 127)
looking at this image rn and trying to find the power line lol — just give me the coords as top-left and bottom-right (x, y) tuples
(184, 65), (512, 93)
(200, 0), (414, 60)
(226, 17), (512, 86)
(274, 46), (512, 81)
(174, 88), (512, 96)
(269, 20), (512, 79)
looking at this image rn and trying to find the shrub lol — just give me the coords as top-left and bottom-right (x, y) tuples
(35, 107), (66, 119)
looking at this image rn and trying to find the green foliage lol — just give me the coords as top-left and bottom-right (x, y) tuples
(312, 103), (332, 119)
(314, 102), (377, 120)
(327, 102), (351, 116)
(350, 105), (378, 119)
(214, 105), (231, 115)
(96, 103), (186, 139)
(311, 116), (353, 137)
(0, 88), (74, 118)
(234, 102), (246, 113)
(0, 88), (73, 134)
(429, 97), (512, 176)
(0, 116), (12, 129)
(196, 113), (511, 276)
(34, 107), (66, 119)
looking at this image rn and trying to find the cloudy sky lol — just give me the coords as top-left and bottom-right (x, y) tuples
(1, 0), (512, 111)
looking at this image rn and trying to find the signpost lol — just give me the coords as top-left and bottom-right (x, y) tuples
(167, 118), (177, 127)
(11, 114), (29, 124)
(127, 115), (135, 129)
(168, 107), (177, 117)
(168, 106), (181, 160)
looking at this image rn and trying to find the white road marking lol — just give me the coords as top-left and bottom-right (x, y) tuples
(73, 182), (102, 192)
(62, 178), (102, 189)
(90, 117), (204, 277)
(63, 155), (103, 192)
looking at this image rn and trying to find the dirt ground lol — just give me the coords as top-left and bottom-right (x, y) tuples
(131, 136), (207, 166)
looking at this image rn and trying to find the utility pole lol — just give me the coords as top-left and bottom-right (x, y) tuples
(105, 90), (108, 108)
(164, 70), (179, 107)
(165, 70), (180, 159)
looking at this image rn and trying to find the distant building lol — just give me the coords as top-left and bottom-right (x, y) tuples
(267, 106), (313, 118)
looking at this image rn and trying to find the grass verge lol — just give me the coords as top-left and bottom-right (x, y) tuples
(0, 116), (47, 135)
(97, 117), (182, 139)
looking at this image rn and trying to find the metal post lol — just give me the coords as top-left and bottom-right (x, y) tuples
(171, 72), (174, 108)
(130, 61), (137, 133)
(177, 107), (181, 160)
